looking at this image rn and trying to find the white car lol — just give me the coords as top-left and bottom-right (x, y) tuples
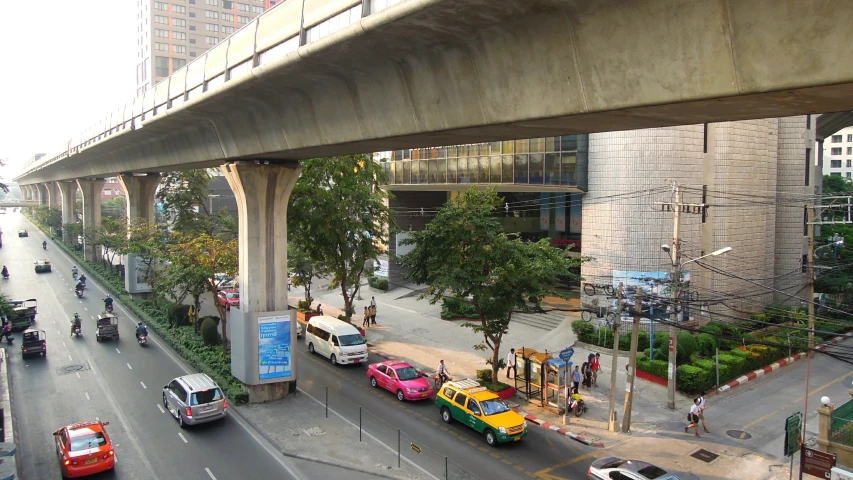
(296, 322), (303, 338)
(588, 457), (683, 480)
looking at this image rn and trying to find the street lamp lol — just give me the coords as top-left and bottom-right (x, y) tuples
(660, 245), (733, 410)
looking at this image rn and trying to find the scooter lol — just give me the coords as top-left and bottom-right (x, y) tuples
(137, 334), (147, 346)
(72, 272), (78, 281)
(42, 242), (47, 250)
(568, 392), (588, 417)
(104, 302), (114, 314)
(2, 272), (8, 280)
(75, 288), (84, 298)
(71, 325), (82, 337)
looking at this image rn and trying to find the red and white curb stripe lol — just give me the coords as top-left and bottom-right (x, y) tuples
(708, 335), (847, 397)
(514, 410), (604, 448)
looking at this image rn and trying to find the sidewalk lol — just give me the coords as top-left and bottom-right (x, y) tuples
(291, 283), (790, 479)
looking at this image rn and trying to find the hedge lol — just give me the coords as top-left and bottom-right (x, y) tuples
(442, 297), (479, 319)
(367, 275), (389, 291)
(25, 213), (250, 404)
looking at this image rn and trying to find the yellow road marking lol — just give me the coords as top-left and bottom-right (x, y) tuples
(738, 410), (778, 437)
(514, 465), (526, 471)
(535, 452), (598, 479)
(502, 459), (512, 465)
(794, 370), (852, 405)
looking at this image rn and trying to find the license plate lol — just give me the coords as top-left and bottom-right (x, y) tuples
(353, 359), (360, 363)
(85, 458), (97, 464)
(514, 436), (522, 441)
(204, 405), (213, 411)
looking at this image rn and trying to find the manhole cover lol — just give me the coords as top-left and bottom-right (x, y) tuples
(727, 429), (752, 440)
(57, 364), (90, 376)
(691, 449), (719, 463)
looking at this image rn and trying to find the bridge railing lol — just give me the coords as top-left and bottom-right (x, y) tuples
(17, 0), (410, 180)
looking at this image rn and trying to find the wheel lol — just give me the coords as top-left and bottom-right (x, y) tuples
(162, 394), (168, 410)
(484, 429), (497, 447)
(96, 336), (101, 342)
(434, 377), (441, 390)
(308, 343), (315, 354)
(178, 413), (186, 429)
(397, 390), (405, 402)
(41, 352), (45, 357)
(370, 377), (378, 388)
(581, 311), (592, 322)
(603, 285), (616, 296)
(330, 354), (337, 365)
(441, 407), (453, 424)
(575, 405), (582, 417)
(583, 283), (595, 296)
(605, 313), (616, 325)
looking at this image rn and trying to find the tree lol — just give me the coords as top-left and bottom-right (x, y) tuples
(288, 155), (396, 315)
(815, 175), (853, 297)
(399, 188), (584, 383)
(156, 169), (216, 233)
(101, 196), (127, 219)
(288, 244), (317, 302)
(126, 218), (168, 285)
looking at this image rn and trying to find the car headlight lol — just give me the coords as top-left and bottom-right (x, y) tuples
(523, 420), (528, 429)
(406, 388), (417, 393)
(499, 426), (507, 434)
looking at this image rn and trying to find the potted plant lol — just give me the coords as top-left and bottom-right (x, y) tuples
(296, 299), (319, 324)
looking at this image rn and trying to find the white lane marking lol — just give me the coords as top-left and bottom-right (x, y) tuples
(115, 348), (121, 354)
(56, 330), (61, 336)
(76, 372), (81, 379)
(68, 354), (73, 361)
(140, 382), (147, 389)
(85, 392), (90, 400)
(126, 363), (132, 370)
(62, 341), (66, 347)
(205, 468), (217, 480)
(84, 307), (88, 311)
(178, 432), (188, 444)
(157, 403), (165, 414)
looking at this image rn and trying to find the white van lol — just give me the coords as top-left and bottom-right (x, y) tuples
(305, 315), (368, 365)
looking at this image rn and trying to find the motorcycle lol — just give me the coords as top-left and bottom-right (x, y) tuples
(75, 288), (84, 298)
(42, 242), (47, 250)
(137, 333), (148, 346)
(568, 392), (588, 417)
(72, 272), (78, 281)
(104, 302), (114, 314)
(71, 325), (82, 337)
(2, 272), (8, 280)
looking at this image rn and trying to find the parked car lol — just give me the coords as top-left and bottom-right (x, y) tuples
(53, 420), (115, 477)
(587, 457), (683, 480)
(216, 289), (240, 310)
(367, 360), (434, 401)
(162, 373), (228, 428)
(436, 379), (527, 446)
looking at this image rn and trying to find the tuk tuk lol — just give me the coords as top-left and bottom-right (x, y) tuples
(18, 229), (28, 238)
(95, 312), (119, 342)
(34, 260), (52, 273)
(21, 329), (46, 358)
(8, 299), (37, 331)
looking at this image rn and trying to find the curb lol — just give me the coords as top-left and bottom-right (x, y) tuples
(514, 410), (605, 448)
(708, 335), (847, 397)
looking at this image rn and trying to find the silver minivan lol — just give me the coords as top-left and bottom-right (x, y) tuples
(162, 373), (228, 428)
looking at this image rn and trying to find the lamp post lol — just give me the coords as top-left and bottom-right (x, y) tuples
(661, 245), (732, 409)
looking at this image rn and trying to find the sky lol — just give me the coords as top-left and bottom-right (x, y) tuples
(0, 0), (137, 180)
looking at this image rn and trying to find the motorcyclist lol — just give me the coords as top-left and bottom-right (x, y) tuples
(70, 313), (81, 336)
(71, 266), (78, 279)
(42, 240), (47, 250)
(437, 360), (451, 385)
(1, 266), (8, 279)
(75, 281), (85, 294)
(104, 295), (114, 311)
(136, 322), (148, 340)
(0, 320), (11, 343)
(79, 274), (87, 286)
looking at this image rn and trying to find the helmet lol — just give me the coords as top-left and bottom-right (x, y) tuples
(138, 321), (143, 326)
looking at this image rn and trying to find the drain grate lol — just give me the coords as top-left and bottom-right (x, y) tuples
(691, 449), (719, 463)
(57, 364), (90, 376)
(727, 429), (752, 440)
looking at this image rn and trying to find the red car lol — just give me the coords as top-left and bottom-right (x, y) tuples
(367, 360), (435, 401)
(53, 420), (115, 478)
(216, 289), (240, 310)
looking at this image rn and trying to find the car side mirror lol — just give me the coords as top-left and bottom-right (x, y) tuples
(52, 431), (60, 436)
(102, 421), (109, 426)
(164, 385), (169, 390)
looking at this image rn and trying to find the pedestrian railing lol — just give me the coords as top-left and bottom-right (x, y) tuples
(830, 399), (853, 447)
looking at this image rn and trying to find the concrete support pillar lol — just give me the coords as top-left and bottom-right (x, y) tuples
(57, 182), (78, 243)
(45, 183), (61, 210)
(35, 184), (47, 205)
(20, 186), (30, 201)
(117, 173), (161, 224)
(77, 179), (105, 262)
(222, 161), (301, 403)
(118, 173), (161, 297)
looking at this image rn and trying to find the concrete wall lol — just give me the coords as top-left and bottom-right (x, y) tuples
(387, 191), (447, 287)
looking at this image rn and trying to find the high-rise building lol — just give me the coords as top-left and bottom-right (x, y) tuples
(135, 0), (272, 95)
(821, 126), (853, 179)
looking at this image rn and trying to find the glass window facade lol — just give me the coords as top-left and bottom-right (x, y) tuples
(383, 135), (586, 187)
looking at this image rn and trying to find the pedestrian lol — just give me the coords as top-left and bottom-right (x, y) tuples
(363, 306), (370, 328)
(506, 348), (517, 379)
(581, 362), (592, 389)
(316, 304), (323, 315)
(370, 304), (377, 325)
(591, 353), (601, 387)
(571, 365), (581, 394)
(685, 398), (702, 437)
(697, 394), (710, 433)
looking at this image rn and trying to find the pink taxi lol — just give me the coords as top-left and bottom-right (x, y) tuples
(367, 360), (434, 401)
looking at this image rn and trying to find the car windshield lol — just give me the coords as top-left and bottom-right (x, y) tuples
(69, 432), (106, 452)
(637, 466), (671, 479)
(226, 293), (239, 299)
(190, 388), (223, 405)
(339, 334), (366, 346)
(480, 399), (511, 416)
(395, 366), (420, 381)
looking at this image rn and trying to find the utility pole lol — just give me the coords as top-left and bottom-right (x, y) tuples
(622, 291), (642, 432)
(801, 200), (816, 462)
(608, 283), (623, 432)
(667, 185), (682, 410)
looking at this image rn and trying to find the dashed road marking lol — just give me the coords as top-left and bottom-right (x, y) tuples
(140, 382), (147, 389)
(68, 354), (73, 361)
(62, 341), (66, 347)
(76, 372), (81, 379)
(115, 348), (121, 354)
(126, 363), (132, 370)
(157, 404), (165, 414)
(205, 468), (217, 480)
(178, 432), (188, 444)
(85, 392), (90, 400)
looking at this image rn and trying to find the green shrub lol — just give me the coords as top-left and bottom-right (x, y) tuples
(697, 333), (717, 357)
(699, 324), (722, 337)
(367, 275), (389, 291)
(168, 304), (192, 327)
(199, 315), (220, 327)
(201, 317), (220, 346)
(297, 299), (312, 312)
(676, 331), (698, 363)
(476, 369), (492, 384)
(441, 297), (478, 319)
(637, 358), (669, 379)
(677, 364), (714, 395)
(571, 320), (594, 342)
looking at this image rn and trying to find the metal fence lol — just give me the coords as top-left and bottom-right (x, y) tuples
(830, 398), (853, 447)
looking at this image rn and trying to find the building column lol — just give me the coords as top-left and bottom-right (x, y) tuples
(77, 179), (105, 262)
(20, 185), (30, 201)
(118, 173), (161, 297)
(221, 161), (301, 403)
(57, 181), (78, 243)
(35, 184), (48, 205)
(46, 182), (61, 210)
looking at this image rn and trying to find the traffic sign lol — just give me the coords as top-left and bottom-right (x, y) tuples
(801, 446), (835, 478)
(784, 413), (803, 457)
(559, 348), (574, 362)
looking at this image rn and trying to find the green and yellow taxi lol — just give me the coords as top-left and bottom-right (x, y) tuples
(435, 379), (527, 446)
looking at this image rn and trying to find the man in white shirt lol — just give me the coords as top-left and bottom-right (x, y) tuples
(506, 348), (517, 379)
(697, 395), (710, 433)
(685, 398), (702, 437)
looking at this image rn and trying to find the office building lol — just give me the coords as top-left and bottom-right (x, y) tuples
(821, 126), (853, 178)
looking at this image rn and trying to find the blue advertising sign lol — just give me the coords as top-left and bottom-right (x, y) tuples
(258, 315), (292, 380)
(559, 347), (574, 362)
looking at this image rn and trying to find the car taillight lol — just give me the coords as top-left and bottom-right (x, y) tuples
(223, 400), (228, 409)
(109, 450), (114, 456)
(185, 407), (192, 417)
(64, 460), (70, 466)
